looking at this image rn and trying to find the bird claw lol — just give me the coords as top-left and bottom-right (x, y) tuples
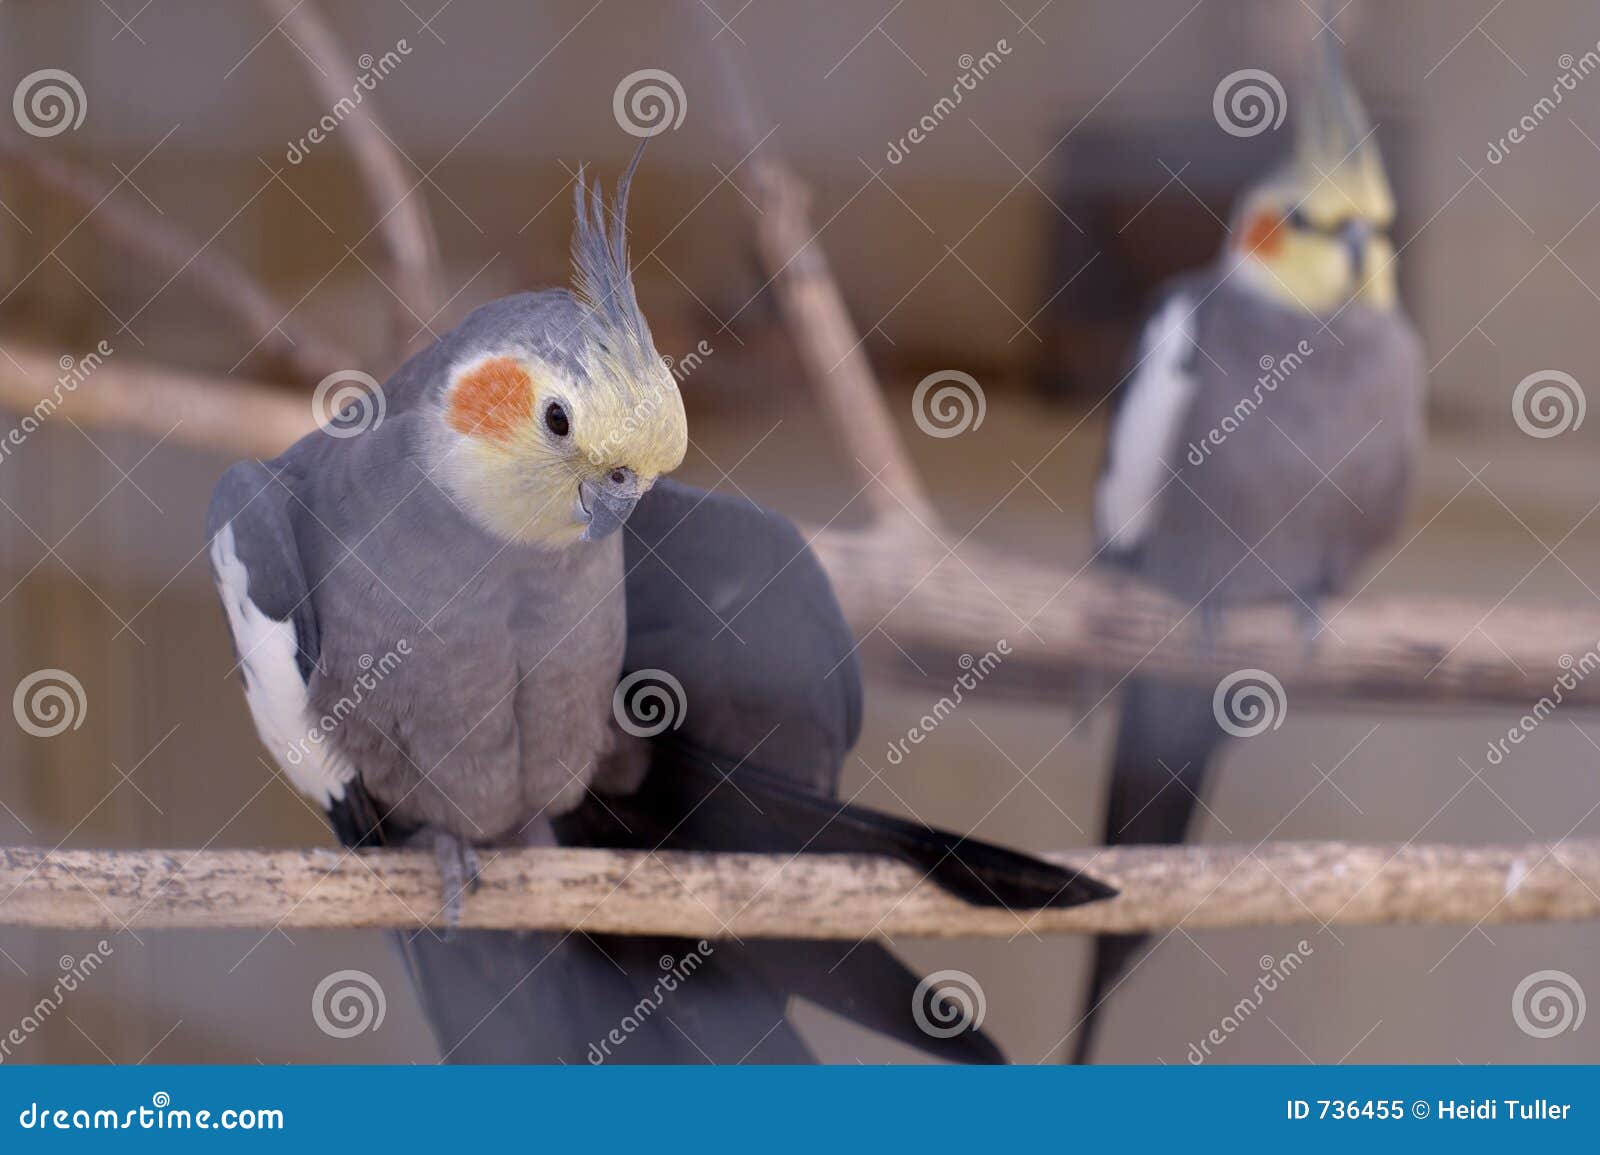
(431, 831), (481, 938)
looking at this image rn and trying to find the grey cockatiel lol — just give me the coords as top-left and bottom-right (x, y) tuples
(1073, 39), (1425, 1063)
(208, 151), (1113, 1064)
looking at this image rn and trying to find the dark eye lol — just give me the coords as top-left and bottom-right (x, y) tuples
(1285, 207), (1311, 231)
(544, 401), (570, 438)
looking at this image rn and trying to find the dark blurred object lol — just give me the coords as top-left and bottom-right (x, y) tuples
(1038, 114), (1414, 403)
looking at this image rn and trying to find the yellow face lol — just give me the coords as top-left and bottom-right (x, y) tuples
(437, 350), (687, 547)
(1231, 154), (1398, 315)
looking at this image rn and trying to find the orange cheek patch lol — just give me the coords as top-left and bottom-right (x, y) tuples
(1242, 212), (1285, 257)
(447, 357), (534, 442)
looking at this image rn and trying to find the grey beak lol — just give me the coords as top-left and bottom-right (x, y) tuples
(1339, 218), (1371, 286)
(579, 480), (638, 542)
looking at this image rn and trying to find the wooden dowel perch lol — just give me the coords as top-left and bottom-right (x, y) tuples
(1, 841), (1595, 935)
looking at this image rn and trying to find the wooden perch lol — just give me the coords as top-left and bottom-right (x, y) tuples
(0, 140), (354, 382)
(2, 339), (1598, 707)
(1, 841), (1595, 935)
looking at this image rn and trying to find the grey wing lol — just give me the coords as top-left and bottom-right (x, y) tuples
(618, 477), (862, 793)
(206, 460), (385, 848)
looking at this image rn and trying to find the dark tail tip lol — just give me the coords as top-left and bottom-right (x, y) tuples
(918, 838), (1118, 911)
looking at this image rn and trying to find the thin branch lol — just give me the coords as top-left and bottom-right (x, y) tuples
(263, 0), (442, 347)
(1, 840), (1594, 934)
(709, 41), (939, 530)
(0, 341), (313, 458)
(2, 344), (1597, 707)
(0, 140), (354, 383)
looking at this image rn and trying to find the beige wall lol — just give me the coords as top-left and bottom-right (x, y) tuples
(5, 2), (1598, 414)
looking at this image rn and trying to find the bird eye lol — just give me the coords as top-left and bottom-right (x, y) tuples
(544, 401), (570, 438)
(1285, 207), (1312, 231)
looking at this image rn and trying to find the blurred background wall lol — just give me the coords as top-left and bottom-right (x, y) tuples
(1, 0), (1598, 1064)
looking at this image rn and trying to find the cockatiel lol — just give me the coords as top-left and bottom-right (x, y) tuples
(208, 150), (1113, 1064)
(1074, 40), (1424, 1062)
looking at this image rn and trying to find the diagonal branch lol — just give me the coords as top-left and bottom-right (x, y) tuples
(708, 38), (939, 531)
(263, 0), (442, 348)
(0, 140), (355, 383)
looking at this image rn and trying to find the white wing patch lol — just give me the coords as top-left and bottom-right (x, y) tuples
(210, 522), (354, 809)
(1095, 293), (1198, 551)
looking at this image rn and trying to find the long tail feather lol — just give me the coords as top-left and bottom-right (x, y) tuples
(594, 737), (1117, 911)
(1072, 678), (1222, 1064)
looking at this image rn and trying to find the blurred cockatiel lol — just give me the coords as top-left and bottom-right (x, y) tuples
(1074, 39), (1424, 1062)
(208, 151), (1112, 1063)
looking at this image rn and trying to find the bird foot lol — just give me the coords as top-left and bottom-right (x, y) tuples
(430, 830), (481, 938)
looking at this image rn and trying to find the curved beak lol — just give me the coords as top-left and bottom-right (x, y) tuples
(1338, 217), (1372, 287)
(578, 479), (639, 542)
